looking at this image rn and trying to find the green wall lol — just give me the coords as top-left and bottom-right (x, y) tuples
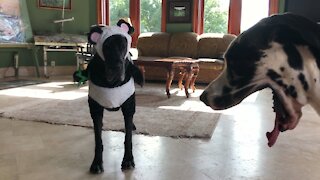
(1, 0), (193, 70)
(0, 0), (97, 69)
(166, 0), (193, 33)
(0, 49), (34, 68)
(27, 0), (97, 35)
(166, 23), (193, 33)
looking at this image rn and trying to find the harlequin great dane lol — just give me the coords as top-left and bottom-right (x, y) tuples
(200, 13), (320, 147)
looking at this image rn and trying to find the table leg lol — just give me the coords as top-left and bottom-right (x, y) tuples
(190, 67), (199, 92)
(13, 52), (19, 78)
(166, 66), (175, 98)
(43, 46), (48, 78)
(184, 71), (193, 98)
(32, 47), (40, 78)
(178, 71), (185, 90)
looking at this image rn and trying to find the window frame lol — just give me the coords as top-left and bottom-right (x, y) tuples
(193, 0), (279, 35)
(96, 0), (279, 40)
(96, 0), (167, 47)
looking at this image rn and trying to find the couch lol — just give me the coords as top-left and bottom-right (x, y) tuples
(133, 32), (236, 84)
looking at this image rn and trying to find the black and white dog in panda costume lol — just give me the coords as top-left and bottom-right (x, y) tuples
(85, 20), (144, 173)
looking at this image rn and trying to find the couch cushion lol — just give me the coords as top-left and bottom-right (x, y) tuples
(137, 32), (170, 57)
(197, 33), (223, 59)
(198, 33), (236, 59)
(168, 32), (198, 58)
(220, 34), (237, 53)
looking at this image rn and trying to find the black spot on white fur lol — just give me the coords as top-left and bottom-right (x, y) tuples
(267, 69), (298, 98)
(267, 69), (290, 90)
(298, 73), (309, 91)
(267, 69), (281, 80)
(285, 85), (298, 98)
(283, 44), (303, 70)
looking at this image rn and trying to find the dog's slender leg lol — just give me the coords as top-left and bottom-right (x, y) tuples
(88, 97), (104, 174)
(122, 115), (135, 170)
(121, 95), (136, 170)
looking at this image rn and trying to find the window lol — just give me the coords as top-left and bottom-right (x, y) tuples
(204, 0), (229, 33)
(140, 0), (162, 33)
(100, 0), (164, 47)
(240, 0), (269, 32)
(109, 0), (130, 26)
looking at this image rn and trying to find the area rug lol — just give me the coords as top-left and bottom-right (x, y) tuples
(0, 79), (46, 90)
(1, 82), (220, 138)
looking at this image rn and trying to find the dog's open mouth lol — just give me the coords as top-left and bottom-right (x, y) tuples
(266, 90), (303, 147)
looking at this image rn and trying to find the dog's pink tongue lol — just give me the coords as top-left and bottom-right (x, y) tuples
(266, 118), (280, 147)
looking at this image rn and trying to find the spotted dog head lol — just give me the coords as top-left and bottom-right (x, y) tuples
(200, 13), (320, 147)
(88, 20), (134, 84)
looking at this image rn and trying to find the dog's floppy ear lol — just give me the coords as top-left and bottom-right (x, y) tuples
(87, 25), (104, 44)
(117, 19), (134, 35)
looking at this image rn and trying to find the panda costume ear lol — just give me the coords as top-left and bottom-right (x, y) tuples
(87, 25), (104, 44)
(117, 19), (134, 35)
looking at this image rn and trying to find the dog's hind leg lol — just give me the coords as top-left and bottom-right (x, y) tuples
(88, 97), (104, 174)
(121, 94), (136, 170)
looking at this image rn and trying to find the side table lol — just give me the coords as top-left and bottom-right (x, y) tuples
(134, 57), (200, 98)
(169, 59), (199, 98)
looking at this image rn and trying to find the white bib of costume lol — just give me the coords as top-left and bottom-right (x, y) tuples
(89, 77), (135, 108)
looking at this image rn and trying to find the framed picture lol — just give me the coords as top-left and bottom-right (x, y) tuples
(38, 0), (72, 10)
(167, 1), (191, 23)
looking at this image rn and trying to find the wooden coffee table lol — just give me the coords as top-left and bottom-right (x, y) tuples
(134, 57), (200, 98)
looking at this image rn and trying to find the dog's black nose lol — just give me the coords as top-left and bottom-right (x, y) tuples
(200, 91), (209, 106)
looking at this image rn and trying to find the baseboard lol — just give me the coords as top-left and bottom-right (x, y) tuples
(0, 66), (76, 79)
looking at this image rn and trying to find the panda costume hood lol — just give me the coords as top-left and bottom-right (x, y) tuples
(92, 25), (132, 62)
(86, 20), (143, 109)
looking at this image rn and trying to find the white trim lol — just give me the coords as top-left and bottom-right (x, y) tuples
(0, 66), (77, 79)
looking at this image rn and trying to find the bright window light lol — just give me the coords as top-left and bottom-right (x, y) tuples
(241, 0), (269, 32)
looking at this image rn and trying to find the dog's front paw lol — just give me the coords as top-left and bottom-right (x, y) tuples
(90, 160), (104, 174)
(121, 157), (135, 170)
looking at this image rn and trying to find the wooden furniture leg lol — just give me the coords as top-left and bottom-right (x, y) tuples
(183, 70), (193, 98)
(133, 58), (200, 98)
(190, 66), (199, 92)
(166, 66), (175, 98)
(178, 71), (185, 90)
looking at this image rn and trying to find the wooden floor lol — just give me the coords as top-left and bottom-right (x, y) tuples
(1, 77), (320, 180)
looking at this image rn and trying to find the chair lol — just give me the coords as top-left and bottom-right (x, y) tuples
(74, 43), (94, 86)
(76, 43), (94, 70)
